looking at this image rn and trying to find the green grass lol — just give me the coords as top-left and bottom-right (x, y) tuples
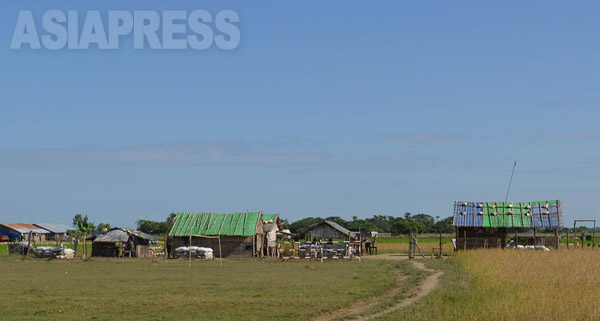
(373, 259), (467, 321)
(336, 261), (427, 321)
(0, 256), (394, 321)
(0, 242), (94, 257)
(377, 236), (453, 244)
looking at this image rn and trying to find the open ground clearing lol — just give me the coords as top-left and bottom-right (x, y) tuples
(0, 256), (393, 321)
(3, 249), (600, 320)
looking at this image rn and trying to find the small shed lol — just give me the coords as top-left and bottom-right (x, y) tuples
(301, 221), (354, 240)
(0, 223), (49, 243)
(91, 228), (156, 258)
(453, 200), (563, 250)
(169, 212), (264, 258)
(34, 223), (73, 241)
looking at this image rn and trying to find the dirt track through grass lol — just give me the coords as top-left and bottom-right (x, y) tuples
(310, 265), (407, 321)
(311, 257), (443, 321)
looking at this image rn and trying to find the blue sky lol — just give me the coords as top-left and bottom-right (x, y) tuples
(1, 1), (599, 228)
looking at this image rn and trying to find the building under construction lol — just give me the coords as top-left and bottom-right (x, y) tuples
(453, 200), (563, 250)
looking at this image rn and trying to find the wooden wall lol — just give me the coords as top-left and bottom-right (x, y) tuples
(304, 225), (348, 240)
(172, 236), (256, 258)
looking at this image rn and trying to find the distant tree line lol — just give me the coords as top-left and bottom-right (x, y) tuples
(81, 212), (600, 237)
(284, 213), (454, 235)
(136, 213), (177, 235)
(131, 212), (453, 236)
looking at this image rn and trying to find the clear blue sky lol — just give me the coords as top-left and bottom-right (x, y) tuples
(1, 1), (599, 228)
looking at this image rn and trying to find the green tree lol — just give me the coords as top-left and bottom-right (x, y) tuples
(96, 223), (111, 233)
(136, 219), (170, 235)
(73, 214), (95, 258)
(166, 213), (178, 228)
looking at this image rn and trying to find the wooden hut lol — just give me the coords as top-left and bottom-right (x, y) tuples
(453, 200), (563, 250)
(301, 220), (354, 240)
(91, 228), (156, 258)
(168, 212), (264, 258)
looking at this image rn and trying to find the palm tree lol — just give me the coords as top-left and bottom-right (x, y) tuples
(73, 214), (95, 258)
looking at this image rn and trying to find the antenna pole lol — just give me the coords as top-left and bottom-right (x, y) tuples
(505, 161), (517, 203)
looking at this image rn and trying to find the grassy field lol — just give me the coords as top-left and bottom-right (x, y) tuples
(376, 249), (600, 321)
(376, 237), (454, 256)
(0, 256), (394, 321)
(5, 242), (600, 321)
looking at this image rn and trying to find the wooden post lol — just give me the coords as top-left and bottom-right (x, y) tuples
(463, 229), (467, 251)
(515, 230), (518, 249)
(439, 231), (442, 258)
(567, 230), (570, 250)
(164, 237), (168, 260)
(188, 235), (192, 269)
(218, 235), (222, 266)
(593, 222), (596, 250)
(533, 228), (537, 246)
(455, 226), (458, 252)
(408, 230), (413, 259)
(359, 227), (362, 256)
(26, 231), (32, 257)
(555, 228), (559, 250)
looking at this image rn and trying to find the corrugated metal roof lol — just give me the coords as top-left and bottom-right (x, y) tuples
(453, 200), (562, 228)
(94, 229), (129, 243)
(93, 228), (156, 243)
(169, 212), (262, 237)
(0, 223), (49, 234)
(303, 221), (351, 236)
(34, 223), (72, 234)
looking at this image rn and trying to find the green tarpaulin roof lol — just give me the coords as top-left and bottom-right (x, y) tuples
(169, 212), (262, 237)
(262, 214), (278, 222)
(453, 200), (562, 228)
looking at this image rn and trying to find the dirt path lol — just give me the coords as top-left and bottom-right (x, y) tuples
(309, 266), (407, 321)
(310, 259), (443, 321)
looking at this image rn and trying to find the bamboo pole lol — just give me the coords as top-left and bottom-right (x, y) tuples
(26, 231), (32, 257)
(164, 236), (168, 261)
(593, 221), (596, 250)
(439, 231), (442, 258)
(218, 235), (222, 267)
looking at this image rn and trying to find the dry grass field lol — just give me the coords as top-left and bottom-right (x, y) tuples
(375, 241), (454, 256)
(377, 249), (600, 321)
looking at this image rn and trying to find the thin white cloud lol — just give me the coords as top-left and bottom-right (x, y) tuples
(379, 133), (467, 145)
(0, 140), (331, 169)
